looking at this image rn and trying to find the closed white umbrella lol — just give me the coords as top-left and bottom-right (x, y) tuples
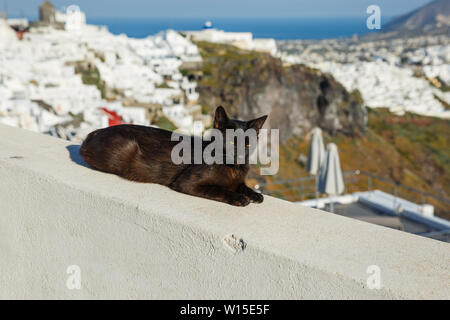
(306, 128), (325, 175)
(307, 128), (325, 206)
(318, 143), (345, 212)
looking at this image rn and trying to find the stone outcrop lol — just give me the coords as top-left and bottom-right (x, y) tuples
(188, 42), (367, 142)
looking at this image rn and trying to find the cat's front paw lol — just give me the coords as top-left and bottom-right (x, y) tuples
(228, 194), (251, 207)
(249, 192), (264, 204)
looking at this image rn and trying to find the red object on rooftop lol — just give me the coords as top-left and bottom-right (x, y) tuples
(16, 30), (26, 40)
(99, 107), (123, 127)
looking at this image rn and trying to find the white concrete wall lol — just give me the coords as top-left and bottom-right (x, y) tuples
(0, 124), (449, 299)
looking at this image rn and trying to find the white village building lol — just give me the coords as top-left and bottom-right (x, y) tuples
(185, 21), (277, 55)
(0, 4), (207, 141)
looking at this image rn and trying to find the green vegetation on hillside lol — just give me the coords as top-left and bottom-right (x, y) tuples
(155, 82), (171, 89)
(75, 64), (106, 99)
(155, 116), (176, 132)
(196, 41), (262, 77)
(254, 108), (449, 218)
(368, 108), (449, 191)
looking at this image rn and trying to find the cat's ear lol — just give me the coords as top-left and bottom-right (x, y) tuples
(214, 106), (229, 129)
(247, 115), (268, 133)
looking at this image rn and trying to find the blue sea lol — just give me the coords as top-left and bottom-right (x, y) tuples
(86, 17), (388, 40)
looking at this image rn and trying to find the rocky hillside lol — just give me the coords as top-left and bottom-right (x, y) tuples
(385, 0), (450, 32)
(259, 108), (450, 219)
(184, 41), (449, 219)
(184, 41), (367, 142)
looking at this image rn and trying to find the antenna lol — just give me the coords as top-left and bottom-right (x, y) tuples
(3, 0), (7, 19)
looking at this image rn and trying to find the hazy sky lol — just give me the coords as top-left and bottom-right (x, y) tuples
(5, 0), (433, 19)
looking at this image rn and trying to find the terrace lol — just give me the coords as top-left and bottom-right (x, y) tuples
(0, 123), (449, 299)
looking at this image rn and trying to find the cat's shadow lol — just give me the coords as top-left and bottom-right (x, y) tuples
(66, 144), (89, 168)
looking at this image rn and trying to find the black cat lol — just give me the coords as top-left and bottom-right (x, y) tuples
(80, 106), (267, 206)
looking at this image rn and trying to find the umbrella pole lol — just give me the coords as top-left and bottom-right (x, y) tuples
(315, 174), (319, 208)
